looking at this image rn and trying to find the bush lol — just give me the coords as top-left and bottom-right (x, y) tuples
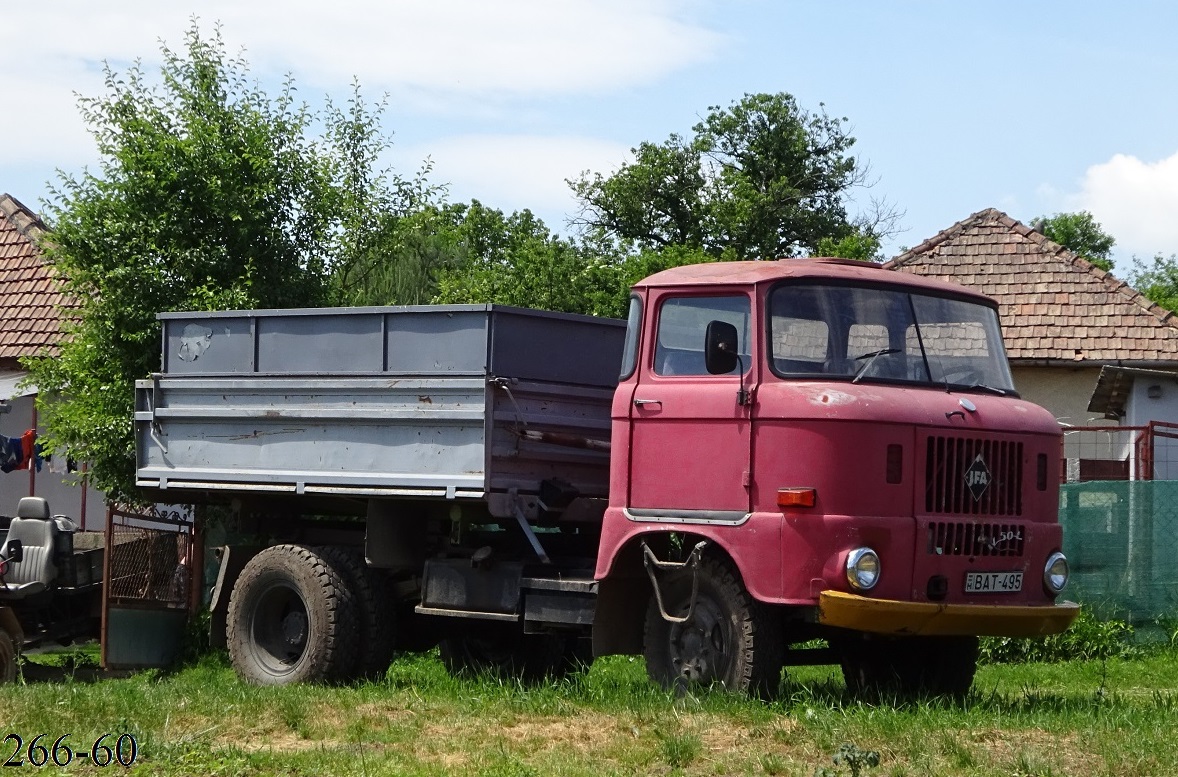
(979, 610), (1138, 664)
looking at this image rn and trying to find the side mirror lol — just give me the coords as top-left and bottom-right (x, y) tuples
(4, 539), (22, 564)
(704, 320), (739, 375)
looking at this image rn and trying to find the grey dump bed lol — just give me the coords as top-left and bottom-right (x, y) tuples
(135, 305), (624, 504)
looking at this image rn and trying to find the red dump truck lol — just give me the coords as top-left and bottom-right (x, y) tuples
(134, 258), (1078, 696)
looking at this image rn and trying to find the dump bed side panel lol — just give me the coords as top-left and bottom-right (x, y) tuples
(136, 305), (623, 502)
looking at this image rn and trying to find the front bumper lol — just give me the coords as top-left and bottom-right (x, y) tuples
(819, 590), (1081, 637)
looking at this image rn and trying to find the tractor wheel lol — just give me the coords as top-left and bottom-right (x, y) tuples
(227, 544), (358, 685)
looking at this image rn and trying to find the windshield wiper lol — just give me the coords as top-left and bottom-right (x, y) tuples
(966, 383), (1007, 396)
(851, 348), (900, 384)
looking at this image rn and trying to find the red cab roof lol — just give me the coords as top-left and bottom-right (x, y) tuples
(635, 258), (996, 305)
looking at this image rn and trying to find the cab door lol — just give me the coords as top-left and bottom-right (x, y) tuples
(627, 293), (755, 519)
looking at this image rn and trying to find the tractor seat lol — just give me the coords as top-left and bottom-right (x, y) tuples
(0, 497), (59, 598)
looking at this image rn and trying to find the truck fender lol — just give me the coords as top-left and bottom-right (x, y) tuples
(593, 531), (748, 656)
(208, 545), (266, 649)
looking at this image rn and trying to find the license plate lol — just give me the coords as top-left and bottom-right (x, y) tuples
(965, 571), (1023, 593)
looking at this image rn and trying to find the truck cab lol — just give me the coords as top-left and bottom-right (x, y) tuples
(594, 258), (1077, 696)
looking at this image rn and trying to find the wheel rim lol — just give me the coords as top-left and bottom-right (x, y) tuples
(668, 596), (730, 684)
(250, 580), (309, 676)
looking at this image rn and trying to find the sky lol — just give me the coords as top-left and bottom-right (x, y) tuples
(4, 0), (1178, 273)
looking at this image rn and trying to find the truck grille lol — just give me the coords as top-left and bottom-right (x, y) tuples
(926, 521), (1026, 557)
(924, 436), (1023, 516)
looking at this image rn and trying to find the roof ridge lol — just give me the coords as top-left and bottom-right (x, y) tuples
(885, 208), (1008, 268)
(890, 207), (1178, 331)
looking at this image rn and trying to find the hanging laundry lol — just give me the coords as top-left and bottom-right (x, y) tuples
(0, 435), (21, 473)
(18, 429), (35, 471)
(48, 449), (67, 475)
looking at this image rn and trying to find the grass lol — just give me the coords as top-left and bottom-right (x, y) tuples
(6, 647), (1178, 776)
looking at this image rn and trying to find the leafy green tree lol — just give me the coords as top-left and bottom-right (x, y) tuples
(432, 202), (711, 319)
(570, 92), (893, 260)
(25, 25), (413, 501)
(338, 207), (467, 307)
(432, 202), (597, 313)
(1129, 253), (1178, 312)
(325, 84), (444, 306)
(1032, 211), (1116, 271)
(816, 231), (882, 262)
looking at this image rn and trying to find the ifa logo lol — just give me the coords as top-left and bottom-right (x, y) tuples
(964, 454), (991, 501)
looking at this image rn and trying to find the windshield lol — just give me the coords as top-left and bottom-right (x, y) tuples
(768, 283), (1015, 394)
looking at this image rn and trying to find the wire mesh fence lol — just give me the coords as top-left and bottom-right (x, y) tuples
(1061, 422), (1178, 483)
(104, 506), (193, 609)
(1060, 480), (1178, 623)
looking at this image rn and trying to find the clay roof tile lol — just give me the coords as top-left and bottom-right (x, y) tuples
(885, 208), (1178, 365)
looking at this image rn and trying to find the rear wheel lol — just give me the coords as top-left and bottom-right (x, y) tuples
(643, 557), (782, 696)
(840, 634), (978, 701)
(227, 544), (358, 685)
(316, 546), (396, 681)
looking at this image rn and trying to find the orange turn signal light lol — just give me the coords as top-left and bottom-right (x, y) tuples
(777, 487), (817, 508)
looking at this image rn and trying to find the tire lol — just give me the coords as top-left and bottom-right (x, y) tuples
(643, 556), (783, 696)
(316, 546), (397, 681)
(439, 627), (576, 682)
(227, 544), (359, 685)
(840, 635), (978, 701)
(0, 629), (16, 684)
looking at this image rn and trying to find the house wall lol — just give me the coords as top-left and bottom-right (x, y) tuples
(1012, 365), (1106, 427)
(1124, 379), (1178, 480)
(0, 395), (106, 529)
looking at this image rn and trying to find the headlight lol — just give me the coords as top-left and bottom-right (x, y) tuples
(846, 547), (880, 591)
(1043, 551), (1069, 594)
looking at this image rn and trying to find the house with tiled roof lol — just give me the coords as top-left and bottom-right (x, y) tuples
(885, 208), (1178, 427)
(0, 193), (101, 528)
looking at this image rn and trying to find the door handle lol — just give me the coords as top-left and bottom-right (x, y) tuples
(633, 398), (662, 407)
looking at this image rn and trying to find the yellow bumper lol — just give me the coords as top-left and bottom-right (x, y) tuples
(818, 591), (1081, 637)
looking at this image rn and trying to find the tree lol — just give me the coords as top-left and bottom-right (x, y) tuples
(815, 231), (882, 262)
(324, 84), (445, 306)
(1032, 211), (1116, 271)
(569, 92), (895, 260)
(432, 202), (606, 314)
(432, 202), (712, 319)
(25, 25), (415, 501)
(1129, 253), (1178, 312)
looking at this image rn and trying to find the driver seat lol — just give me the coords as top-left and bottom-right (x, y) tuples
(0, 497), (60, 598)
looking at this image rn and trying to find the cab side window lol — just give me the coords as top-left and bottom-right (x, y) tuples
(654, 296), (750, 376)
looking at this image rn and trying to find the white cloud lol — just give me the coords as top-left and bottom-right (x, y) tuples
(2, 0), (719, 203)
(4, 1), (721, 96)
(1072, 151), (1178, 258)
(402, 135), (632, 233)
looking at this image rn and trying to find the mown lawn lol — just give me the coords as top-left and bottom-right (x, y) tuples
(6, 648), (1178, 776)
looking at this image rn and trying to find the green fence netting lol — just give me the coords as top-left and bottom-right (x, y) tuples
(1060, 481), (1178, 623)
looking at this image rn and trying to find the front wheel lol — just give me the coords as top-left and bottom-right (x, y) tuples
(227, 544), (359, 685)
(643, 557), (782, 696)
